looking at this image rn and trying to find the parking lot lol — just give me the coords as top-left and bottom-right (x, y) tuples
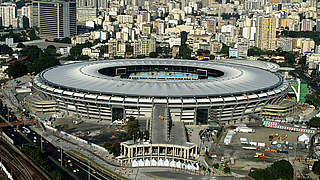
(53, 117), (126, 145)
(231, 126), (308, 146)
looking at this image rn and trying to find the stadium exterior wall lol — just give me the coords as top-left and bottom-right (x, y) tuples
(32, 60), (290, 125)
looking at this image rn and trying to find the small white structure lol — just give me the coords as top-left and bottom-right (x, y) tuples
(298, 134), (310, 144)
(151, 159), (157, 166)
(164, 159), (170, 167)
(224, 130), (236, 145)
(236, 127), (255, 133)
(176, 161), (182, 169)
(169, 160), (176, 167)
(249, 141), (257, 146)
(240, 137), (248, 144)
(132, 160), (138, 167)
(145, 159), (150, 166)
(157, 159), (164, 166)
(138, 159), (144, 166)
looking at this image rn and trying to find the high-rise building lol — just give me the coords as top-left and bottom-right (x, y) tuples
(205, 18), (216, 34)
(245, 0), (264, 10)
(0, 3), (17, 27)
(133, 37), (156, 56)
(76, 8), (97, 23)
(256, 16), (276, 50)
(32, 0), (76, 40)
(301, 19), (314, 31)
(21, 4), (33, 28)
(316, 1), (320, 31)
(76, 0), (108, 9)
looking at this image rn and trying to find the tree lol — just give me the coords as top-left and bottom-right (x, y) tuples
(181, 31), (188, 45)
(78, 55), (90, 60)
(248, 47), (263, 56)
(144, 130), (150, 140)
(126, 116), (140, 140)
(248, 168), (274, 180)
(103, 142), (121, 156)
(197, 49), (210, 56)
(44, 45), (56, 56)
(281, 30), (320, 45)
(0, 44), (13, 55)
(53, 37), (71, 44)
(270, 160), (293, 179)
(220, 43), (229, 56)
(224, 166), (230, 173)
(210, 55), (215, 60)
(312, 161), (320, 175)
(17, 43), (25, 48)
(249, 160), (293, 180)
(50, 170), (63, 180)
(111, 142), (121, 156)
(70, 41), (93, 59)
(149, 52), (158, 58)
(308, 117), (320, 128)
(5, 61), (28, 78)
(306, 91), (320, 107)
(27, 52), (60, 74)
(21, 45), (42, 61)
(27, 28), (39, 41)
(179, 44), (192, 59)
(213, 163), (219, 169)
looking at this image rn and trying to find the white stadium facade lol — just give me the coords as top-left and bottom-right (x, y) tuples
(32, 59), (289, 125)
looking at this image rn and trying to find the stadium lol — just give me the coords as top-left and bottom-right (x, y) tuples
(32, 59), (289, 125)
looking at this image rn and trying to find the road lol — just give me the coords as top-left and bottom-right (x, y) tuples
(0, 89), (124, 180)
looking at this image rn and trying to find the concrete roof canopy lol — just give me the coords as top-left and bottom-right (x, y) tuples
(37, 59), (283, 98)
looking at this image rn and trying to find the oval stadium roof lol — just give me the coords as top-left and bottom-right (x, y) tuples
(37, 59), (283, 97)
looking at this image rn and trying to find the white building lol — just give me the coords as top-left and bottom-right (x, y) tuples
(21, 4), (32, 28)
(168, 37), (181, 48)
(0, 3), (17, 27)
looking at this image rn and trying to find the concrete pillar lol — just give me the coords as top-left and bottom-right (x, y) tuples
(187, 149), (189, 160)
(143, 146), (145, 160)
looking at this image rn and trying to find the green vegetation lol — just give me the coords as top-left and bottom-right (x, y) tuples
(213, 163), (219, 169)
(197, 49), (210, 56)
(308, 117), (320, 128)
(103, 116), (149, 157)
(149, 52), (158, 58)
(312, 161), (320, 175)
(17, 43), (25, 48)
(247, 47), (297, 67)
(0, 44), (13, 55)
(223, 166), (231, 173)
(156, 46), (171, 55)
(178, 31), (194, 60)
(21, 146), (63, 180)
(220, 43), (230, 56)
(53, 37), (71, 44)
(0, 29), (39, 42)
(281, 31), (320, 45)
(125, 116), (149, 140)
(5, 61), (28, 78)
(306, 91), (320, 107)
(68, 41), (93, 60)
(5, 45), (60, 78)
(103, 142), (121, 156)
(249, 160), (294, 180)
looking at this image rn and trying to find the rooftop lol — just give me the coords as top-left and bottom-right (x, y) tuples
(36, 59), (284, 98)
